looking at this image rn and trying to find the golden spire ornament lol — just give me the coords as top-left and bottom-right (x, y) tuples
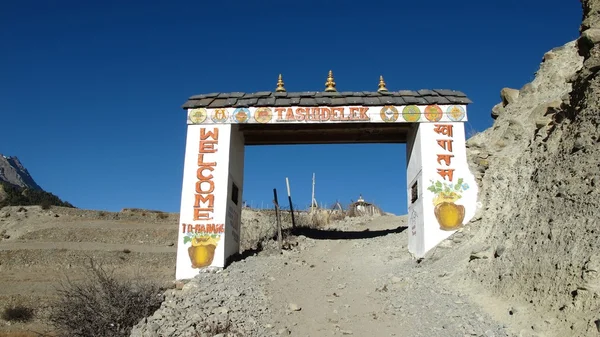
(324, 70), (337, 92)
(378, 75), (388, 92)
(275, 74), (286, 92)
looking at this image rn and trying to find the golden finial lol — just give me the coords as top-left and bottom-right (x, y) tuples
(275, 74), (286, 92)
(324, 70), (337, 92)
(378, 75), (388, 92)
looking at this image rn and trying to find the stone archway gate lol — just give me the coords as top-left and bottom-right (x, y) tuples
(175, 74), (478, 280)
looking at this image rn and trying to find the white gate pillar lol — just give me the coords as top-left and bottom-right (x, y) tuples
(175, 123), (245, 280)
(406, 122), (478, 258)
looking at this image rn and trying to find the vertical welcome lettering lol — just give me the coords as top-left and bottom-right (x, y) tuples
(194, 128), (219, 221)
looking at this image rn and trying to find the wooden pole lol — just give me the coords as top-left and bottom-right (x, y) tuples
(273, 188), (282, 252)
(311, 173), (316, 211)
(286, 177), (296, 229)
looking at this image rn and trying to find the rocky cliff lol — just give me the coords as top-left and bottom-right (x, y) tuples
(462, 1), (600, 335)
(0, 155), (73, 209)
(0, 155), (41, 190)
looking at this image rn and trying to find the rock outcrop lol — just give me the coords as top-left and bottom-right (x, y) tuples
(0, 155), (41, 190)
(463, 1), (600, 335)
(0, 155), (73, 209)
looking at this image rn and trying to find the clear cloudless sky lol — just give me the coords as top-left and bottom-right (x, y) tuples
(0, 0), (582, 215)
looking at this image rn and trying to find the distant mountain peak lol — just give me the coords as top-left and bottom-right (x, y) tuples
(0, 154), (42, 190)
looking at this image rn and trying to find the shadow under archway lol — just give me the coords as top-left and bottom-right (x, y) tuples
(289, 225), (407, 240)
(225, 226), (408, 267)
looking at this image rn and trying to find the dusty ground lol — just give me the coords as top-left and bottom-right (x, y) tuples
(0, 205), (567, 337)
(0, 205), (303, 336)
(0, 206), (179, 336)
(131, 214), (526, 337)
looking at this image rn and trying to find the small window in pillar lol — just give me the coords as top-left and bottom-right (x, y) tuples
(232, 183), (239, 205)
(410, 181), (418, 204)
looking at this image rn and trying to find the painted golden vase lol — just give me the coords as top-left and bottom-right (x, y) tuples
(429, 178), (470, 231)
(434, 202), (465, 231)
(187, 236), (219, 268)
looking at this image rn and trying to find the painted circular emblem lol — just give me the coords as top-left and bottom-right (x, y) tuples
(189, 108), (207, 124)
(380, 106), (399, 122)
(424, 105), (443, 122)
(211, 109), (229, 123)
(402, 105), (421, 122)
(446, 105), (466, 122)
(232, 108), (250, 123)
(254, 107), (272, 124)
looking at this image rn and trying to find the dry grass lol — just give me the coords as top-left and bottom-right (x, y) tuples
(48, 258), (164, 337)
(307, 210), (330, 228)
(296, 209), (346, 229)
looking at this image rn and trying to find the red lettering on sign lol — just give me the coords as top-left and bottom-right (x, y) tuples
(433, 124), (453, 137)
(193, 127), (219, 221)
(436, 154), (454, 166)
(436, 139), (453, 152)
(437, 169), (455, 181)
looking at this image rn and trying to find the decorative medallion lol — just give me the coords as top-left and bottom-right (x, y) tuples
(402, 105), (421, 122)
(189, 108), (208, 124)
(232, 108), (250, 123)
(211, 109), (229, 123)
(424, 105), (443, 122)
(446, 105), (466, 122)
(254, 107), (272, 124)
(380, 106), (399, 122)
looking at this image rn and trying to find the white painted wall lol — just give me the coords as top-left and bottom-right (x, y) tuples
(188, 105), (468, 125)
(176, 124), (233, 280)
(177, 104), (477, 279)
(407, 122), (479, 258)
(225, 125), (245, 261)
(406, 125), (424, 255)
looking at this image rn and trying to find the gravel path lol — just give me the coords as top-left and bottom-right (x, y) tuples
(132, 215), (513, 337)
(0, 241), (176, 253)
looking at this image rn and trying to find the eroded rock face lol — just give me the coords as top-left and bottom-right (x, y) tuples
(464, 1), (600, 334)
(0, 156), (41, 190)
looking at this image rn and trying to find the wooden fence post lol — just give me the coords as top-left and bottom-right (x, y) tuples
(273, 188), (282, 252)
(286, 177), (296, 229)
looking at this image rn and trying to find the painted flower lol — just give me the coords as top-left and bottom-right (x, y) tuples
(462, 183), (469, 190)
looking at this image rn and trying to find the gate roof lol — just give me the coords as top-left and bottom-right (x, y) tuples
(181, 90), (472, 110)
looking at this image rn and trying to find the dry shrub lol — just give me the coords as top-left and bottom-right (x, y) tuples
(310, 210), (330, 228)
(197, 319), (243, 336)
(48, 258), (163, 337)
(1, 305), (34, 323)
(156, 212), (169, 220)
(40, 199), (52, 210)
(295, 210), (330, 229)
(329, 210), (346, 222)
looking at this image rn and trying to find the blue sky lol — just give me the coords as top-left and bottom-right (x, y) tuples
(1, 0), (581, 215)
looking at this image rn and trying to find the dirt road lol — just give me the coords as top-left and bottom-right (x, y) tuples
(133, 215), (514, 337)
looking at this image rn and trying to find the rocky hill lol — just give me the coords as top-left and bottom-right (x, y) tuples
(457, 1), (600, 335)
(0, 155), (73, 209)
(0, 155), (41, 190)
